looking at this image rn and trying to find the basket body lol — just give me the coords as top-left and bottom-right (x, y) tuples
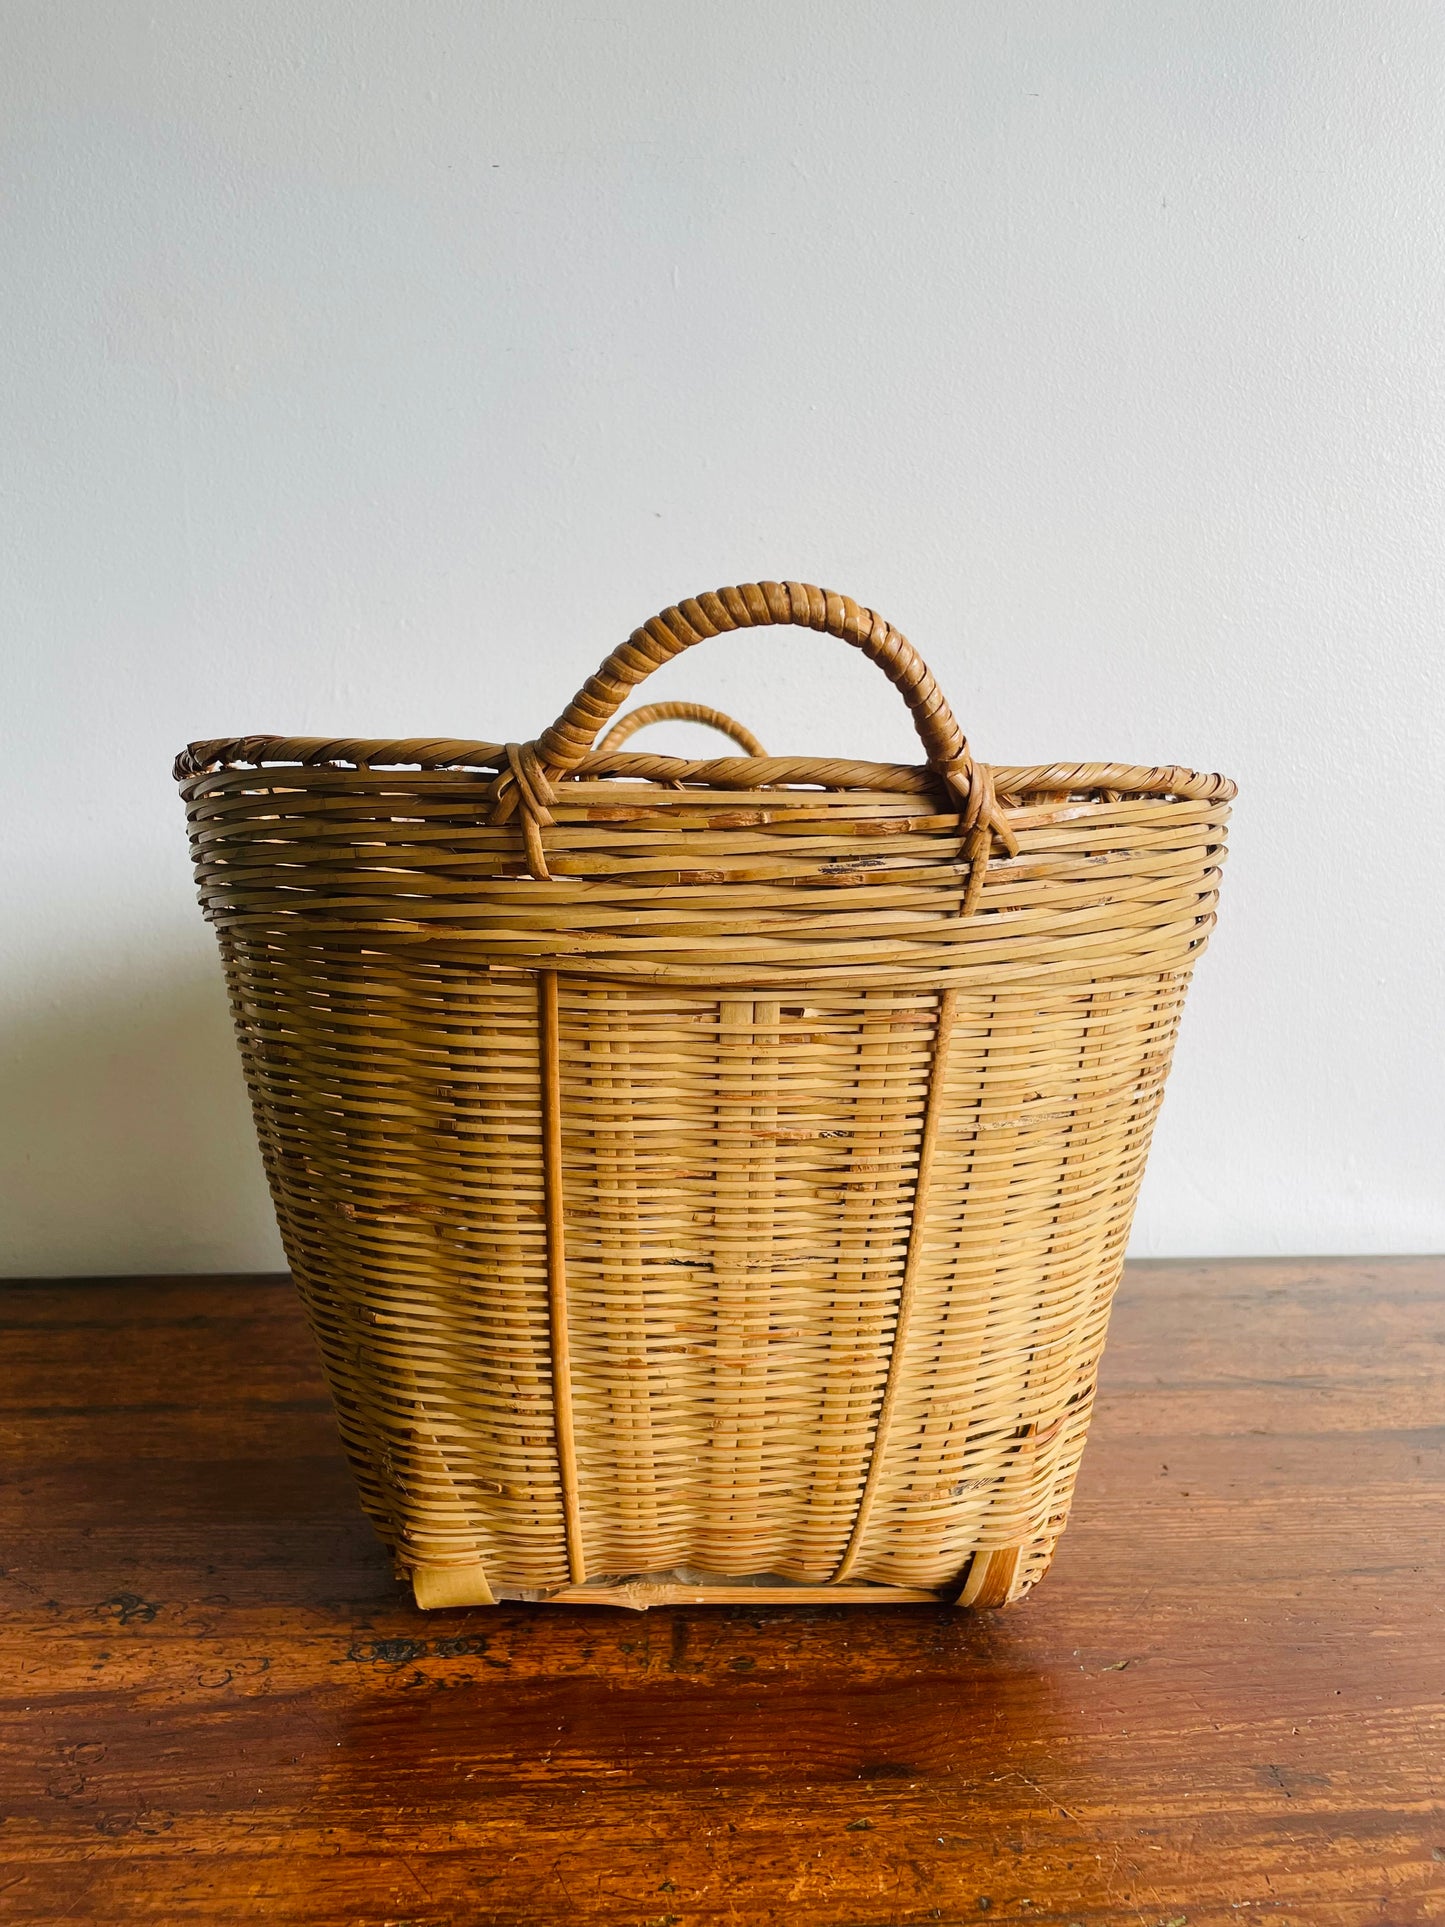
(177, 586), (1231, 1609)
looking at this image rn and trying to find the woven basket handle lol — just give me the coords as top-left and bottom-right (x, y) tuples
(596, 700), (766, 758)
(535, 581), (965, 775)
(492, 580), (1016, 899)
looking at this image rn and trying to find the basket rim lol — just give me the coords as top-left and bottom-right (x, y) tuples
(174, 735), (1236, 804)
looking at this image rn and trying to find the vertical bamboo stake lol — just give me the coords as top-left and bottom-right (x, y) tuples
(803, 990), (917, 1576)
(703, 996), (756, 1571)
(591, 985), (659, 1563)
(832, 987), (959, 1582)
(540, 969), (586, 1585)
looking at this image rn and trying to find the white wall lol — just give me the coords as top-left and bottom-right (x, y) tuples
(3, 2), (1443, 1276)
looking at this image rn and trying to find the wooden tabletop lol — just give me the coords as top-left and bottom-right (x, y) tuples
(2, 1258), (1441, 1926)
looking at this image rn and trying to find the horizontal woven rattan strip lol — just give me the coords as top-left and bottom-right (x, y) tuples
(175, 736), (1235, 807)
(179, 762), (1228, 987)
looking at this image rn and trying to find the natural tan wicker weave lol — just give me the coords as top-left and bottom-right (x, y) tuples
(176, 581), (1233, 1612)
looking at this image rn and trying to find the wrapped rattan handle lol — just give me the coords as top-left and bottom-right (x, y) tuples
(596, 700), (766, 758)
(535, 581), (965, 775)
(491, 580), (1016, 901)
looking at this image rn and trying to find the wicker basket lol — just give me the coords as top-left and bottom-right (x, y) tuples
(176, 581), (1233, 1611)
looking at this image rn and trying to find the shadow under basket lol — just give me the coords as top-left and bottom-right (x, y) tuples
(175, 580), (1233, 1611)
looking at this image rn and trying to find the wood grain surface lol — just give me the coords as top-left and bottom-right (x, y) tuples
(1, 1258), (1441, 1926)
